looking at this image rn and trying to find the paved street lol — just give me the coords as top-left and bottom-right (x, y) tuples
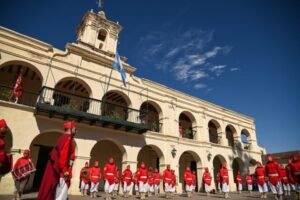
(0, 192), (294, 200)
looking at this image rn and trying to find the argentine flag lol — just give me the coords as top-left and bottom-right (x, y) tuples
(113, 52), (127, 87)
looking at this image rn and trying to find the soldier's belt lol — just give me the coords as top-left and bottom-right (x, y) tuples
(269, 174), (279, 177)
(106, 173), (114, 175)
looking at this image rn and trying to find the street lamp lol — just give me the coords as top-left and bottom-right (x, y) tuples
(171, 148), (177, 158)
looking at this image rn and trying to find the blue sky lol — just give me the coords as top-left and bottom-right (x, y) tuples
(1, 0), (299, 153)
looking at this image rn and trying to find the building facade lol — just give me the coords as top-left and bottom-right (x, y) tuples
(0, 10), (265, 194)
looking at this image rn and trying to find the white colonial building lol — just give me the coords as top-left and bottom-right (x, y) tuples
(0, 10), (265, 195)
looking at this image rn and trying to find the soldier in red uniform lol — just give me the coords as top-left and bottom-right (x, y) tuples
(245, 170), (253, 193)
(265, 154), (283, 200)
(89, 161), (101, 198)
(79, 162), (90, 196)
(290, 153), (300, 200)
(133, 168), (139, 196)
(137, 162), (148, 200)
(255, 161), (268, 199)
(170, 169), (176, 195)
(279, 164), (290, 196)
(148, 167), (154, 196)
(184, 166), (193, 197)
(104, 157), (116, 200)
(152, 168), (161, 195)
(220, 161), (230, 199)
(202, 168), (212, 196)
(12, 149), (36, 200)
(216, 172), (221, 193)
(0, 119), (12, 177)
(192, 170), (196, 193)
(113, 166), (120, 197)
(163, 164), (172, 198)
(286, 157), (296, 193)
(122, 164), (132, 198)
(38, 121), (76, 200)
(236, 171), (243, 194)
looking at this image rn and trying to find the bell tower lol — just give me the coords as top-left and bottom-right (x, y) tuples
(76, 10), (122, 55)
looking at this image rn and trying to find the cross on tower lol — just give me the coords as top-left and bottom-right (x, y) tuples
(96, 0), (104, 11)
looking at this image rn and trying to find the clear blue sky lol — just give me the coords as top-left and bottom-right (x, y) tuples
(1, 0), (299, 153)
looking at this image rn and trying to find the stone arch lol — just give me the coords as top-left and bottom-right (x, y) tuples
(140, 101), (162, 132)
(232, 157), (244, 183)
(208, 119), (221, 144)
(179, 111), (197, 139)
(28, 131), (77, 192)
(179, 151), (202, 192)
(137, 144), (165, 171)
(0, 60), (43, 105)
(213, 154), (226, 187)
(241, 129), (251, 143)
(55, 77), (92, 97)
(225, 124), (237, 147)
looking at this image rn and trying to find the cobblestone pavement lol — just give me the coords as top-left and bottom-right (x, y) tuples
(0, 192), (295, 200)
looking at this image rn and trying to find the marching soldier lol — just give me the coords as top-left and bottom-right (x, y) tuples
(134, 168), (139, 196)
(163, 164), (172, 199)
(89, 161), (101, 198)
(236, 171), (243, 194)
(286, 157), (295, 194)
(191, 170), (196, 193)
(12, 149), (35, 200)
(216, 172), (222, 193)
(122, 165), (133, 198)
(170, 169), (176, 196)
(202, 168), (212, 196)
(265, 154), (283, 200)
(279, 164), (290, 196)
(152, 168), (161, 195)
(184, 166), (193, 197)
(137, 162), (148, 200)
(104, 157), (116, 200)
(290, 153), (300, 200)
(245, 170), (253, 193)
(255, 162), (268, 199)
(220, 161), (230, 199)
(38, 121), (76, 200)
(147, 167), (154, 197)
(113, 166), (120, 197)
(79, 162), (90, 196)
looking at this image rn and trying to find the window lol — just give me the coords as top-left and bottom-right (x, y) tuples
(98, 29), (107, 41)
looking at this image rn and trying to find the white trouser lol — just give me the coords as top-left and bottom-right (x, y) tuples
(258, 183), (268, 193)
(222, 182), (229, 193)
(171, 185), (176, 193)
(104, 180), (115, 193)
(217, 183), (221, 191)
(55, 178), (68, 200)
(148, 184), (154, 193)
(186, 184), (193, 192)
(192, 185), (195, 191)
(269, 182), (283, 195)
(135, 183), (139, 192)
(204, 184), (211, 193)
(90, 182), (99, 193)
(290, 183), (295, 191)
(282, 183), (290, 192)
(164, 183), (172, 193)
(247, 184), (253, 191)
(80, 180), (89, 190)
(123, 182), (132, 193)
(154, 184), (160, 193)
(237, 183), (242, 191)
(114, 183), (119, 191)
(139, 181), (148, 193)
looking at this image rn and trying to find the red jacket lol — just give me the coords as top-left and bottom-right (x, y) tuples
(104, 163), (116, 185)
(202, 171), (212, 185)
(184, 171), (193, 186)
(246, 175), (253, 185)
(152, 172), (161, 185)
(122, 169), (132, 184)
(286, 164), (295, 184)
(236, 174), (242, 184)
(220, 167), (229, 184)
(255, 166), (266, 185)
(148, 171), (154, 186)
(279, 168), (288, 184)
(89, 166), (101, 183)
(138, 168), (148, 184)
(163, 169), (172, 184)
(171, 173), (176, 187)
(134, 172), (139, 184)
(265, 161), (280, 185)
(291, 160), (300, 184)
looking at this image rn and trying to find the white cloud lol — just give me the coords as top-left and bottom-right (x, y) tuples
(194, 83), (207, 89)
(230, 68), (240, 72)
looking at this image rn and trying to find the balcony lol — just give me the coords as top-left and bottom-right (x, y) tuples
(0, 84), (149, 134)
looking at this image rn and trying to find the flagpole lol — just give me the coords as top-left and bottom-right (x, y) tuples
(101, 60), (114, 116)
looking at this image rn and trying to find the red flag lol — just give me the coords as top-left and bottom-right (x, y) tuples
(12, 73), (23, 98)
